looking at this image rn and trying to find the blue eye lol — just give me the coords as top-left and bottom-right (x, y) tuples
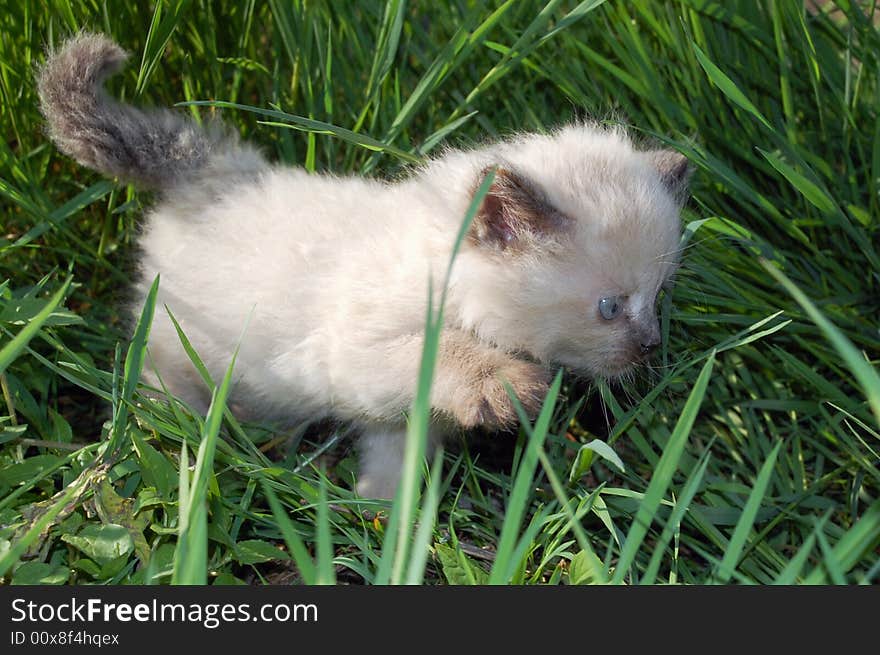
(598, 296), (623, 320)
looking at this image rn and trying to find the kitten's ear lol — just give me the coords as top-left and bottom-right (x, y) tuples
(468, 167), (569, 250)
(647, 150), (692, 203)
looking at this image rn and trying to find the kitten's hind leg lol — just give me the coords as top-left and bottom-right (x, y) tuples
(355, 422), (444, 499)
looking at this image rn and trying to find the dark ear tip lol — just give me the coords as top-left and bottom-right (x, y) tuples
(648, 149), (693, 198)
(652, 149), (689, 171)
(672, 153), (693, 178)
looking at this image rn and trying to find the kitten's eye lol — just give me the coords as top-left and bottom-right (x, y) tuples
(598, 296), (623, 320)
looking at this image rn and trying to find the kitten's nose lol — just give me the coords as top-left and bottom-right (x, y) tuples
(635, 315), (661, 357)
(639, 339), (660, 356)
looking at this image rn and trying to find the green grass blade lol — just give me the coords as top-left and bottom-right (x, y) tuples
(182, 100), (421, 163)
(314, 471), (335, 585)
(814, 529), (848, 584)
(135, 0), (193, 96)
(772, 513), (830, 585)
(453, 0), (605, 119)
(537, 448), (607, 582)
(164, 306), (270, 464)
(12, 181), (115, 249)
(261, 482), (317, 585)
(171, 342), (238, 585)
(364, 0), (406, 103)
(714, 440), (783, 583)
(762, 261), (880, 427)
(803, 499), (880, 584)
(164, 306), (214, 388)
(404, 449), (445, 585)
(692, 42), (772, 130)
(611, 352), (716, 584)
(376, 1), (516, 154)
(641, 447), (713, 585)
(0, 277), (71, 376)
(757, 149), (837, 214)
(107, 275), (159, 454)
(488, 369), (563, 585)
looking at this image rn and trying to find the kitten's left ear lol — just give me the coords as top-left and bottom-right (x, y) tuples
(647, 150), (692, 204)
(468, 166), (570, 251)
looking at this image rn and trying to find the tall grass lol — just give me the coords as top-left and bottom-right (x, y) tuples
(0, 0), (877, 585)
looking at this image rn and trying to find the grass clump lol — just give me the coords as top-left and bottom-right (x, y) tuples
(1, 0), (878, 585)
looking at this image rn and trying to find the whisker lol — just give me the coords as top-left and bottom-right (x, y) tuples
(599, 385), (612, 436)
(654, 233), (731, 267)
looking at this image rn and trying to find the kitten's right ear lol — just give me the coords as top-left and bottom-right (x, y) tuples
(647, 150), (692, 204)
(468, 167), (569, 251)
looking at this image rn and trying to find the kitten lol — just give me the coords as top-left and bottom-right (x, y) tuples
(38, 34), (690, 498)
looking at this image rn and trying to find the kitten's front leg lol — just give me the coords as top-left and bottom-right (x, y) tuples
(354, 331), (548, 499)
(432, 330), (550, 430)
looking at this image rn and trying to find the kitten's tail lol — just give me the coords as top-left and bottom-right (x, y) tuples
(37, 33), (242, 189)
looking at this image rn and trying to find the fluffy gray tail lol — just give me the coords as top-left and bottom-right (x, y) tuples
(37, 33), (226, 189)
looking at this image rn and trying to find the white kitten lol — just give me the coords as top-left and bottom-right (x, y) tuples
(38, 34), (690, 498)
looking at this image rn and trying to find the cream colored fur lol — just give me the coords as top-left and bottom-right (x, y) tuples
(136, 126), (685, 497)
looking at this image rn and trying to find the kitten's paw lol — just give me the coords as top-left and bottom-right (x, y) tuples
(454, 360), (549, 429)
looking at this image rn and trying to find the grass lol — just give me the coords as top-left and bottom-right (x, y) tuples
(1, 0), (878, 585)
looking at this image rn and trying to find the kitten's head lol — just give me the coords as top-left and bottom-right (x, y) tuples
(452, 124), (690, 381)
